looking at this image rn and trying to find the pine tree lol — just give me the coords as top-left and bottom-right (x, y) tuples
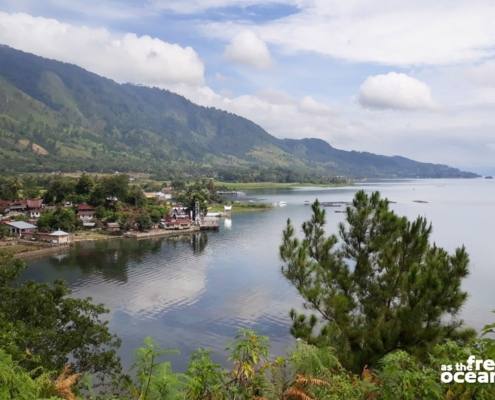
(280, 190), (474, 372)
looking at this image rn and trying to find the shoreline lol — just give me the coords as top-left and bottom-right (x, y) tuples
(4, 227), (204, 259)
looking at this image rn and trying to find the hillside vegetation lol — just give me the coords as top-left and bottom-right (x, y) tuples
(0, 45), (477, 180)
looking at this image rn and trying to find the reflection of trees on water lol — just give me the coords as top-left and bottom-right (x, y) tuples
(46, 239), (163, 283)
(45, 233), (209, 283)
(191, 232), (208, 254)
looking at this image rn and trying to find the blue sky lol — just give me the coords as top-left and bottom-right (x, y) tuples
(1, 0), (495, 174)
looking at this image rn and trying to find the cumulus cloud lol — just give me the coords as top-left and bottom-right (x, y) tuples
(206, 0), (495, 66)
(359, 72), (436, 110)
(0, 11), (205, 87)
(299, 95), (333, 115)
(169, 83), (346, 143)
(224, 30), (272, 69)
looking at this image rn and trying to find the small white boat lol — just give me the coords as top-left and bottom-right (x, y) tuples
(206, 212), (222, 217)
(224, 205), (232, 211)
(279, 201), (287, 207)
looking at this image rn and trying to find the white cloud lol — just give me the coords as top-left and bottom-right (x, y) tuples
(206, 0), (495, 66)
(359, 72), (436, 110)
(150, 0), (294, 14)
(0, 11), (205, 87)
(224, 30), (272, 69)
(299, 95), (332, 115)
(467, 61), (495, 87)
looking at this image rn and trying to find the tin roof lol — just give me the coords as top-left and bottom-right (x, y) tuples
(5, 221), (37, 230)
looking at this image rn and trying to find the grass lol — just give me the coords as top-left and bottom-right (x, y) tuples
(0, 242), (45, 256)
(208, 202), (273, 213)
(72, 230), (118, 242)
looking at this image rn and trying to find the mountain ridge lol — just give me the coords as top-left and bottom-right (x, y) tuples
(0, 44), (478, 180)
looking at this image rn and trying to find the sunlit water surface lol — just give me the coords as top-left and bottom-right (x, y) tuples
(23, 179), (495, 369)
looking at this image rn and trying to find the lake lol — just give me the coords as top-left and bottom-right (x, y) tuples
(23, 178), (495, 369)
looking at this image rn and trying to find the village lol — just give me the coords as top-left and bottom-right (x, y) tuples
(0, 174), (233, 256)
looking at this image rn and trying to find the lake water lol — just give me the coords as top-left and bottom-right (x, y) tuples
(23, 179), (495, 369)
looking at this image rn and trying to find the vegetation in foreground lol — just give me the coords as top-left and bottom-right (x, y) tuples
(1, 191), (494, 399)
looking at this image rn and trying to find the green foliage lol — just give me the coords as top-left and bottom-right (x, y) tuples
(43, 176), (76, 204)
(378, 351), (442, 400)
(127, 185), (146, 208)
(0, 254), (122, 386)
(280, 191), (473, 372)
(130, 337), (184, 400)
(0, 349), (60, 400)
(185, 349), (226, 400)
(75, 173), (94, 197)
(0, 176), (22, 200)
(227, 329), (271, 398)
(136, 211), (152, 232)
(0, 224), (11, 238)
(37, 207), (79, 232)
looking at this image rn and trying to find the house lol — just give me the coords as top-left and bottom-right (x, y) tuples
(49, 230), (70, 245)
(77, 203), (96, 228)
(36, 230), (70, 245)
(162, 217), (192, 230)
(0, 200), (11, 216)
(105, 222), (120, 233)
(170, 205), (190, 219)
(4, 221), (37, 237)
(0, 199), (43, 219)
(26, 199), (43, 219)
(144, 192), (172, 202)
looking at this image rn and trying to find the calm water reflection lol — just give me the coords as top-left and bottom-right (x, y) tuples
(23, 179), (495, 369)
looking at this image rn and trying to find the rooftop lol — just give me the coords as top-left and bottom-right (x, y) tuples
(50, 230), (69, 236)
(5, 221), (37, 230)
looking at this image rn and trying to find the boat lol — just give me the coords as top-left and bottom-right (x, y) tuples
(278, 201), (287, 207)
(224, 205), (232, 211)
(304, 200), (310, 205)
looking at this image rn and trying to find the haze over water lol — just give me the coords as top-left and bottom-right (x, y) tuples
(23, 179), (495, 369)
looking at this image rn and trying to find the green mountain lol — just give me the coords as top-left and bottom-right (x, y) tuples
(0, 45), (477, 180)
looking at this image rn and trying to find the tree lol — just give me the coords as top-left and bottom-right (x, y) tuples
(0, 224), (11, 239)
(43, 176), (76, 204)
(75, 173), (94, 196)
(37, 208), (79, 232)
(136, 211), (152, 232)
(0, 176), (22, 200)
(127, 185), (146, 208)
(280, 191), (473, 372)
(0, 254), (122, 385)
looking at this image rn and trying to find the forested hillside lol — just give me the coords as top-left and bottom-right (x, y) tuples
(0, 45), (477, 180)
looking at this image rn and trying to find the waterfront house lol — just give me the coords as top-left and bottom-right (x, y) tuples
(162, 217), (192, 230)
(77, 203), (96, 228)
(49, 230), (70, 245)
(36, 229), (70, 245)
(4, 221), (37, 237)
(170, 205), (190, 219)
(105, 222), (120, 233)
